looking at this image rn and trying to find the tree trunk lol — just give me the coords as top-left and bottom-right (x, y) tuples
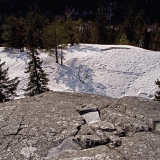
(60, 45), (63, 65)
(54, 24), (59, 63)
(55, 46), (59, 63)
(32, 49), (41, 94)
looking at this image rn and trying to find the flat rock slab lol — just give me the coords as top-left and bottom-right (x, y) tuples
(81, 111), (101, 124)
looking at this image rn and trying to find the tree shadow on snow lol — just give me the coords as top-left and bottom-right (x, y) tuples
(55, 58), (107, 95)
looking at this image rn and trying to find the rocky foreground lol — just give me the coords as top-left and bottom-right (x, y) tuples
(0, 91), (160, 160)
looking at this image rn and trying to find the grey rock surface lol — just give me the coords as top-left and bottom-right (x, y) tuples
(45, 136), (82, 159)
(0, 91), (159, 160)
(119, 132), (160, 160)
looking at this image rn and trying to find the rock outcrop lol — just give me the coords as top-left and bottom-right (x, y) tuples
(0, 91), (159, 160)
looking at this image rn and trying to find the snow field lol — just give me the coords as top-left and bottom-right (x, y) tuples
(0, 44), (160, 99)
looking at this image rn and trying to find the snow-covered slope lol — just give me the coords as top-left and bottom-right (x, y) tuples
(0, 44), (160, 99)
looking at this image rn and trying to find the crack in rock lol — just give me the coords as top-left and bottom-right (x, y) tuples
(0, 92), (159, 160)
(3, 115), (25, 150)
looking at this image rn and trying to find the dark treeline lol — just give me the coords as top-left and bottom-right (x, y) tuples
(1, 0), (160, 22)
(1, 0), (160, 50)
(1, 0), (160, 101)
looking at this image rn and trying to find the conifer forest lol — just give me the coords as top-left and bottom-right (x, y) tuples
(0, 0), (160, 51)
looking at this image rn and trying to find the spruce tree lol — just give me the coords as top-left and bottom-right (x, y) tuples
(42, 19), (69, 64)
(24, 8), (50, 97)
(64, 18), (82, 46)
(25, 10), (49, 49)
(95, 0), (108, 44)
(24, 49), (50, 96)
(150, 27), (160, 51)
(24, 24), (49, 96)
(0, 59), (19, 102)
(134, 10), (147, 47)
(82, 21), (98, 44)
(42, 21), (61, 64)
(2, 15), (26, 52)
(155, 79), (160, 101)
(122, 10), (135, 44)
(116, 32), (129, 45)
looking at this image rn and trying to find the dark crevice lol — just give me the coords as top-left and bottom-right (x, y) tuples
(3, 115), (25, 150)
(74, 118), (87, 136)
(97, 109), (102, 121)
(74, 125), (82, 136)
(5, 128), (23, 136)
(78, 108), (97, 115)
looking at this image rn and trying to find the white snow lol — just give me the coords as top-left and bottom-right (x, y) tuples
(0, 44), (160, 100)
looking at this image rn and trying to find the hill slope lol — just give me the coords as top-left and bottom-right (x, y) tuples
(0, 44), (160, 99)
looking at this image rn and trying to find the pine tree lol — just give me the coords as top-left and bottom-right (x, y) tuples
(0, 20), (4, 46)
(25, 10), (49, 49)
(134, 10), (147, 47)
(24, 49), (49, 97)
(155, 79), (160, 101)
(116, 32), (129, 45)
(150, 26), (160, 51)
(64, 18), (82, 46)
(43, 21), (61, 64)
(82, 21), (98, 44)
(24, 13), (49, 96)
(122, 9), (135, 44)
(42, 20), (69, 64)
(2, 15), (26, 51)
(95, 0), (108, 44)
(0, 59), (19, 102)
